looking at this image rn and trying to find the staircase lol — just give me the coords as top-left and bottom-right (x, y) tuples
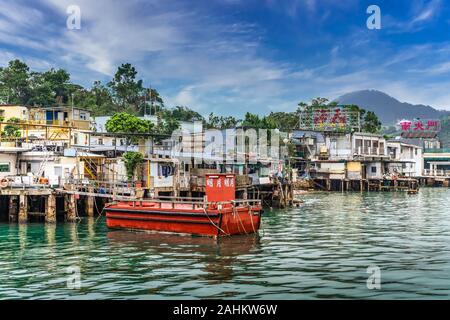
(83, 157), (98, 180)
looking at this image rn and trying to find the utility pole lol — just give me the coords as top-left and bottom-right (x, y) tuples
(150, 87), (154, 116)
(71, 93), (74, 127)
(143, 89), (147, 117)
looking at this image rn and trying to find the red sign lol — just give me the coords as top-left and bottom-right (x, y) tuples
(205, 174), (235, 203)
(399, 119), (440, 132)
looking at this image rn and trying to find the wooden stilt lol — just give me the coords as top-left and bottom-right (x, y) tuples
(86, 187), (95, 217)
(45, 194), (56, 223)
(9, 196), (18, 223)
(18, 193), (28, 224)
(66, 194), (77, 222)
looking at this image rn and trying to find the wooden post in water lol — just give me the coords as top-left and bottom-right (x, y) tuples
(18, 193), (28, 223)
(9, 196), (18, 223)
(86, 187), (95, 217)
(66, 194), (77, 222)
(45, 194), (56, 223)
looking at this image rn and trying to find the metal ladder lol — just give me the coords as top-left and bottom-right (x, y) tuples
(35, 147), (51, 182)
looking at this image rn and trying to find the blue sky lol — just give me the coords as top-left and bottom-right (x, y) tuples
(1, 0), (450, 116)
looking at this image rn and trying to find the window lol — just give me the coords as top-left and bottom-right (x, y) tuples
(73, 133), (79, 145)
(98, 138), (104, 145)
(371, 166), (377, 173)
(0, 163), (10, 172)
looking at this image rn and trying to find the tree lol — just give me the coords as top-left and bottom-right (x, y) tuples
(162, 106), (203, 122)
(27, 72), (54, 106)
(205, 113), (240, 129)
(106, 112), (153, 134)
(342, 104), (381, 133)
(241, 112), (277, 129)
(155, 115), (180, 140)
(28, 68), (78, 106)
(2, 117), (22, 138)
(311, 97), (329, 106)
(105, 112), (153, 145)
(363, 111), (382, 133)
(0, 59), (31, 104)
(265, 112), (299, 131)
(42, 68), (76, 104)
(139, 88), (165, 116)
(108, 63), (143, 112)
(123, 151), (144, 182)
(74, 81), (116, 116)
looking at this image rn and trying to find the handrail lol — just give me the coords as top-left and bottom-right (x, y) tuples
(113, 198), (262, 206)
(156, 195), (205, 201)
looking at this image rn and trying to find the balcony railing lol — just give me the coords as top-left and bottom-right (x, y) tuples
(357, 147), (385, 156)
(423, 169), (450, 177)
(27, 120), (91, 130)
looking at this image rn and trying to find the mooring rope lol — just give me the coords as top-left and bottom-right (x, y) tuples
(248, 205), (256, 234)
(203, 206), (230, 236)
(233, 205), (249, 235)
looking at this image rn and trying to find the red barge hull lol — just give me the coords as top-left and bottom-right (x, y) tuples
(105, 202), (262, 237)
(105, 174), (262, 237)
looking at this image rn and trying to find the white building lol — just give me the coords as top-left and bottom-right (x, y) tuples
(387, 140), (423, 177)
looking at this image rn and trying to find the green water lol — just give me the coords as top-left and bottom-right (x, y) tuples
(1, 188), (449, 299)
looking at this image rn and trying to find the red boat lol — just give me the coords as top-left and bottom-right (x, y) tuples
(105, 174), (262, 237)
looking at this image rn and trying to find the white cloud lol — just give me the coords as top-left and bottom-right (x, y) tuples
(1, 0), (450, 115)
(385, 0), (442, 33)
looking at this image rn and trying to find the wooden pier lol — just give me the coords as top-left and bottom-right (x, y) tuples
(296, 177), (420, 193)
(0, 186), (105, 223)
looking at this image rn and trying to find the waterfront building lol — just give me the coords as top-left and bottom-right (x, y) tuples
(0, 104), (91, 130)
(422, 148), (450, 177)
(0, 146), (31, 178)
(386, 140), (423, 177)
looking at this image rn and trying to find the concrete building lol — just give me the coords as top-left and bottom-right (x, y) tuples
(387, 140), (423, 177)
(0, 105), (29, 121)
(423, 148), (450, 177)
(0, 104), (92, 130)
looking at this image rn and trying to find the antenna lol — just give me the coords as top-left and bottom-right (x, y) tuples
(143, 88), (147, 117)
(150, 86), (154, 116)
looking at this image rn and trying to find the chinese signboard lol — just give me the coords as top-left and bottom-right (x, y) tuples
(205, 174), (236, 202)
(299, 107), (360, 132)
(398, 119), (441, 132)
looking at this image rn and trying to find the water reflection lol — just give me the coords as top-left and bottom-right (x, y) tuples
(86, 217), (96, 240)
(107, 231), (261, 283)
(67, 223), (79, 245)
(45, 224), (56, 246)
(18, 224), (27, 259)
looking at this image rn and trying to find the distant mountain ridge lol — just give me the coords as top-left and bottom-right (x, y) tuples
(335, 90), (450, 125)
